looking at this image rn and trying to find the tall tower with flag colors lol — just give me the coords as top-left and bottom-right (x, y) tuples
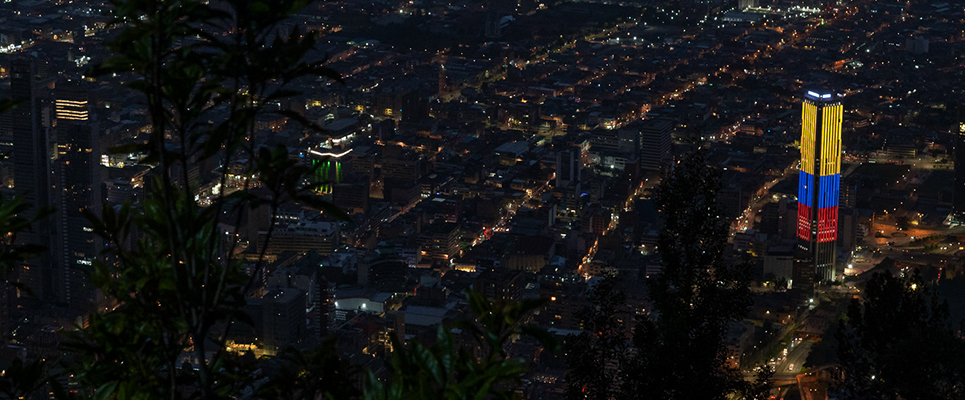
(797, 89), (843, 283)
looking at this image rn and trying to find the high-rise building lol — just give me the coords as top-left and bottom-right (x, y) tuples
(10, 57), (54, 301)
(838, 177), (859, 254)
(333, 181), (370, 215)
(53, 81), (102, 312)
(636, 119), (673, 173)
(953, 103), (965, 222)
(315, 275), (336, 339)
(555, 148), (581, 187)
(797, 89), (843, 284)
(474, 269), (523, 302)
(262, 289), (306, 351)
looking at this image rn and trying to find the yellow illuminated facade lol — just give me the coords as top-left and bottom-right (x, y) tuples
(820, 103), (842, 176)
(55, 99), (89, 121)
(800, 102), (816, 175)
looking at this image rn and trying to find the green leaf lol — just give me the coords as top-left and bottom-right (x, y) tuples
(92, 381), (118, 400)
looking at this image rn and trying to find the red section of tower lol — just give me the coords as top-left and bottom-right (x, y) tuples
(798, 205), (811, 241)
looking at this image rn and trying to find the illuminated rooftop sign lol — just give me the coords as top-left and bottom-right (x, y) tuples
(308, 148), (353, 158)
(805, 90), (839, 102)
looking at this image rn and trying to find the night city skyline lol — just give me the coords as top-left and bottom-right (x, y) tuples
(0, 0), (964, 399)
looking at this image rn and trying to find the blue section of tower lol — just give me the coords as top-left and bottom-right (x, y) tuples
(798, 171), (813, 207)
(798, 171), (839, 208)
(818, 174), (839, 208)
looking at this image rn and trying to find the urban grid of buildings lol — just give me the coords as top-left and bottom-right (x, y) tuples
(1, 0), (965, 397)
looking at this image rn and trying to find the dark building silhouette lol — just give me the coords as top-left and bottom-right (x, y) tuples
(954, 103), (965, 222)
(333, 181), (370, 215)
(10, 57), (54, 303)
(262, 289), (306, 351)
(359, 251), (408, 293)
(474, 269), (523, 302)
(635, 119), (673, 173)
(759, 202), (781, 236)
(374, 84), (429, 126)
(555, 148), (580, 187)
(315, 275), (336, 339)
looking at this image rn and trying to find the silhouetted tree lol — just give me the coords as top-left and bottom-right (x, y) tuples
(0, 1), (557, 399)
(742, 365), (775, 400)
(621, 152), (754, 400)
(364, 291), (556, 400)
(835, 270), (965, 400)
(563, 276), (627, 400)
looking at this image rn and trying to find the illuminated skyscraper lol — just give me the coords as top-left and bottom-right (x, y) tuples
(797, 90), (843, 284)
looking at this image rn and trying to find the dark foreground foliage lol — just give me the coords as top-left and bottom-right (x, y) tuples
(835, 270), (965, 400)
(564, 153), (765, 400)
(0, 1), (554, 399)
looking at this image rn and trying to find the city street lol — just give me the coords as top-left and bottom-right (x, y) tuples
(775, 340), (812, 379)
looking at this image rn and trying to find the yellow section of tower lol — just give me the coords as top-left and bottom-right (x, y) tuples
(820, 103), (842, 176)
(801, 102), (817, 175)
